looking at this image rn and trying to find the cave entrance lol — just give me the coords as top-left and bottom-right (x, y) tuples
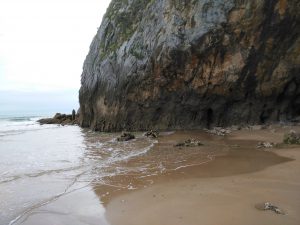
(207, 108), (214, 129)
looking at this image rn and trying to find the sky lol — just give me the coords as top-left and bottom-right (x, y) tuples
(0, 0), (111, 115)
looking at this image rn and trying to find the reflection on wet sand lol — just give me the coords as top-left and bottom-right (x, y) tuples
(2, 126), (296, 225)
(91, 130), (292, 206)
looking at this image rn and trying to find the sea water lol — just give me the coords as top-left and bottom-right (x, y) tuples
(0, 115), (225, 225)
(0, 115), (157, 225)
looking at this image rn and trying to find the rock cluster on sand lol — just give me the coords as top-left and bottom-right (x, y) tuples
(255, 202), (285, 215)
(117, 133), (135, 142)
(175, 139), (203, 147)
(144, 130), (158, 138)
(283, 130), (300, 144)
(38, 112), (79, 126)
(205, 127), (231, 136)
(256, 142), (275, 149)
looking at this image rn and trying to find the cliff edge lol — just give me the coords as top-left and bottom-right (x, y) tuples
(79, 0), (300, 131)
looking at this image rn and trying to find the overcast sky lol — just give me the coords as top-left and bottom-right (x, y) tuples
(0, 0), (111, 115)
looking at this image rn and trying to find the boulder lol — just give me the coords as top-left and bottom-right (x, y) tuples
(117, 132), (135, 142)
(145, 130), (159, 138)
(283, 130), (300, 144)
(38, 112), (79, 126)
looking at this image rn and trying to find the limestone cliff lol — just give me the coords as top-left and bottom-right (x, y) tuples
(79, 0), (300, 131)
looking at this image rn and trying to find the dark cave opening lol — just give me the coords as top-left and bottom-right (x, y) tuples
(207, 108), (214, 128)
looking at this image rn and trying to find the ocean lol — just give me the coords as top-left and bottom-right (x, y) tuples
(0, 115), (224, 225)
(0, 115), (157, 225)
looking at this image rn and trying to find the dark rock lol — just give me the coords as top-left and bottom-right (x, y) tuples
(37, 118), (60, 125)
(175, 139), (203, 147)
(117, 132), (135, 142)
(72, 109), (76, 121)
(283, 130), (300, 144)
(38, 112), (79, 126)
(54, 113), (62, 119)
(79, 0), (300, 132)
(61, 119), (72, 126)
(145, 130), (159, 138)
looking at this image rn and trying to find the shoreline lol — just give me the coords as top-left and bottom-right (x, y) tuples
(105, 126), (300, 225)
(5, 124), (300, 225)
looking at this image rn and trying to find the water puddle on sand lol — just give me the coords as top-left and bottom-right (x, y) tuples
(1, 128), (292, 225)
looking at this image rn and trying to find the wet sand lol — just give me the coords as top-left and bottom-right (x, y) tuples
(106, 126), (300, 225)
(7, 125), (300, 225)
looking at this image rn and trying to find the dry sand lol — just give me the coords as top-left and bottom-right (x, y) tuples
(105, 126), (300, 225)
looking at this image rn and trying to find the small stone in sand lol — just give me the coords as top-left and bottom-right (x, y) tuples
(256, 142), (274, 149)
(205, 127), (231, 136)
(175, 139), (203, 147)
(255, 202), (285, 215)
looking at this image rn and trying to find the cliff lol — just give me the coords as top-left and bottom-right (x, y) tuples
(79, 0), (300, 131)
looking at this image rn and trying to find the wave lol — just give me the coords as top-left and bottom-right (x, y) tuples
(4, 134), (156, 225)
(0, 135), (156, 187)
(8, 117), (34, 122)
(0, 116), (58, 137)
(0, 115), (41, 121)
(0, 165), (87, 185)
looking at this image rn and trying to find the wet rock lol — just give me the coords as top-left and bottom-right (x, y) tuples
(117, 132), (135, 142)
(72, 109), (76, 121)
(205, 127), (231, 136)
(38, 112), (79, 126)
(255, 202), (285, 215)
(257, 142), (274, 149)
(175, 139), (203, 147)
(37, 118), (60, 125)
(145, 130), (158, 138)
(61, 119), (72, 126)
(283, 130), (300, 144)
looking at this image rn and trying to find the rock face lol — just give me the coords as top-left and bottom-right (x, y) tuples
(79, 0), (300, 131)
(38, 113), (79, 126)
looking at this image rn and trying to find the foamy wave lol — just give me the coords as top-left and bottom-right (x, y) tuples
(0, 117), (58, 137)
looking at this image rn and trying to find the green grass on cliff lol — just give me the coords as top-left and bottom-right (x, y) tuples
(99, 0), (153, 60)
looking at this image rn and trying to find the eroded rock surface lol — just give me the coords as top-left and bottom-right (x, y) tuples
(38, 113), (79, 126)
(79, 0), (300, 131)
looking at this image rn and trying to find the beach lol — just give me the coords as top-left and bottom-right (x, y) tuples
(106, 127), (300, 225)
(0, 117), (300, 225)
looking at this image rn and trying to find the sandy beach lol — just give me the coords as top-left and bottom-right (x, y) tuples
(106, 126), (300, 225)
(2, 123), (300, 225)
